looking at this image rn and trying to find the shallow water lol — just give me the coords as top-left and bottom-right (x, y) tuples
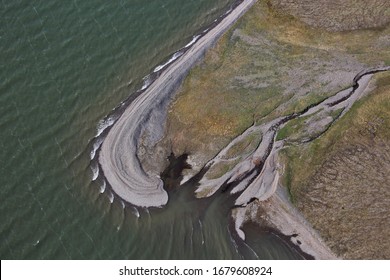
(0, 0), (302, 259)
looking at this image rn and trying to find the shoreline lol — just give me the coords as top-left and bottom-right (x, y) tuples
(233, 184), (338, 259)
(98, 0), (257, 207)
(94, 0), (389, 258)
(191, 66), (389, 259)
(241, 222), (316, 260)
(230, 67), (389, 259)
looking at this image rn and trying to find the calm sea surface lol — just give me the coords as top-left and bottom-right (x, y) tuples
(0, 0), (302, 259)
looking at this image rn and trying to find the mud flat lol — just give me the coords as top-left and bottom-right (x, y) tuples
(99, 0), (256, 207)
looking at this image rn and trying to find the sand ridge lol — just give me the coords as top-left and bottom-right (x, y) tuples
(99, 0), (257, 207)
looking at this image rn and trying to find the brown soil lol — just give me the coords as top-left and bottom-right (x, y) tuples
(269, 0), (390, 31)
(288, 75), (390, 259)
(145, 0), (390, 258)
(296, 140), (390, 259)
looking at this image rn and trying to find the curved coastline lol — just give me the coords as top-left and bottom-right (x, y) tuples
(97, 0), (389, 258)
(98, 0), (257, 207)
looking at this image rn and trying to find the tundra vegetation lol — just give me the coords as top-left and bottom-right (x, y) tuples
(154, 0), (390, 258)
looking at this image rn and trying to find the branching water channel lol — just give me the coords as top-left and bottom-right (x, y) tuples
(91, 50), (388, 260)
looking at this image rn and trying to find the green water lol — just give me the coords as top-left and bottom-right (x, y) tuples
(0, 0), (302, 259)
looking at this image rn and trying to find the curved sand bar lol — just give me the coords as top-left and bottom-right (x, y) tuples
(99, 0), (256, 207)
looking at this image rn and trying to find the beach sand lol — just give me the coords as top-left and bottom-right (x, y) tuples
(99, 0), (256, 207)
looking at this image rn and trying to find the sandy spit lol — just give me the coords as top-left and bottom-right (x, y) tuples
(99, 0), (257, 207)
